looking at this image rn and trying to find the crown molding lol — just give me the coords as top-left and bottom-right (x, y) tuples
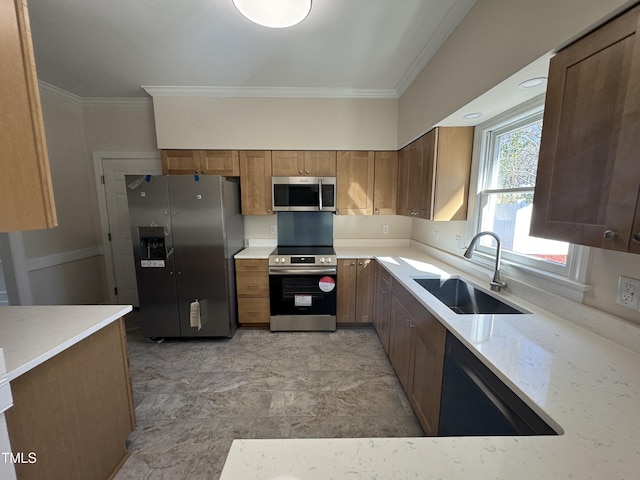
(38, 81), (152, 107)
(395, 0), (477, 96)
(141, 85), (399, 99)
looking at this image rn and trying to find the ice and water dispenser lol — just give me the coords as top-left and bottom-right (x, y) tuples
(138, 226), (167, 266)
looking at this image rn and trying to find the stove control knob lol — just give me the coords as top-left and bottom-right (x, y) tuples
(326, 257), (332, 263)
(274, 258), (280, 263)
(320, 257), (326, 263)
(280, 257), (286, 263)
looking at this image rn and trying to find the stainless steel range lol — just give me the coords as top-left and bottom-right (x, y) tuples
(269, 212), (337, 332)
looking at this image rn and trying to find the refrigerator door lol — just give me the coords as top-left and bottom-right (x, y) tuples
(168, 176), (231, 336)
(125, 175), (180, 337)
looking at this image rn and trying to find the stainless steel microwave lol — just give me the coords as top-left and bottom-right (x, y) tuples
(272, 176), (336, 212)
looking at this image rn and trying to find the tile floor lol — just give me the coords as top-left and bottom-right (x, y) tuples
(115, 312), (423, 479)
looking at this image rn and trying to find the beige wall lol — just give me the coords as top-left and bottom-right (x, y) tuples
(82, 103), (158, 152)
(398, 0), (632, 146)
(152, 96), (398, 150)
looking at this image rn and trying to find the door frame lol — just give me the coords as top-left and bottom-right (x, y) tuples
(93, 151), (161, 304)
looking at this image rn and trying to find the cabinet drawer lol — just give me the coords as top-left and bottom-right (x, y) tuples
(236, 271), (269, 297)
(236, 259), (268, 272)
(238, 297), (270, 324)
(392, 278), (445, 348)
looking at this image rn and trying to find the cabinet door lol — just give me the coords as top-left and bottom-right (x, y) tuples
(531, 5), (640, 251)
(0, 0), (57, 232)
(389, 296), (415, 392)
(336, 151), (375, 215)
(240, 151), (273, 215)
(417, 130), (435, 219)
(355, 259), (374, 323)
(304, 151), (336, 176)
(409, 312), (445, 436)
(373, 152), (398, 215)
(337, 259), (357, 323)
(432, 127), (473, 221)
(271, 151), (305, 176)
(373, 263), (392, 354)
(200, 150), (239, 176)
(162, 150), (201, 175)
(407, 138), (425, 217)
(396, 144), (412, 217)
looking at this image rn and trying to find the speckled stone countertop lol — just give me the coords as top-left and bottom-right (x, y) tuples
(224, 246), (640, 479)
(0, 305), (132, 381)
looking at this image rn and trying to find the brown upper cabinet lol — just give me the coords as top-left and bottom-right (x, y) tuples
(397, 127), (473, 221)
(373, 151), (398, 215)
(161, 150), (239, 176)
(531, 4), (640, 254)
(271, 150), (336, 176)
(239, 150), (273, 215)
(336, 151), (375, 215)
(0, 0), (57, 232)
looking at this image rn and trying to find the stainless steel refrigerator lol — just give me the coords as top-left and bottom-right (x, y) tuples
(125, 175), (244, 338)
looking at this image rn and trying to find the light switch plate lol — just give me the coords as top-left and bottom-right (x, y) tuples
(616, 275), (640, 310)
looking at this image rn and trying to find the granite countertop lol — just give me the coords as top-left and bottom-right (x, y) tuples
(0, 305), (132, 381)
(223, 246), (640, 479)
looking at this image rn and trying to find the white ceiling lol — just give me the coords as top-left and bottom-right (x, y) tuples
(27, 0), (477, 99)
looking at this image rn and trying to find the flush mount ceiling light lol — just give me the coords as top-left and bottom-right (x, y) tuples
(518, 77), (547, 89)
(233, 0), (312, 28)
(463, 112), (483, 120)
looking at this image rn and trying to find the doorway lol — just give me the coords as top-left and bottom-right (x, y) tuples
(94, 153), (162, 306)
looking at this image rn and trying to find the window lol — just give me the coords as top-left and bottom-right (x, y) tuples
(469, 96), (588, 285)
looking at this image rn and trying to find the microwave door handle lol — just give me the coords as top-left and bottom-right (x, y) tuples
(318, 179), (323, 211)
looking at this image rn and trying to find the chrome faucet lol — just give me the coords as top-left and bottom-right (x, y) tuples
(463, 231), (507, 291)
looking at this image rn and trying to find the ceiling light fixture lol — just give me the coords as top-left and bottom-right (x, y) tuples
(518, 77), (547, 89)
(233, 0), (312, 29)
(463, 112), (483, 120)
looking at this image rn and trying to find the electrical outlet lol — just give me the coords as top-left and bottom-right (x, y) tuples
(270, 224), (277, 235)
(435, 231), (440, 244)
(455, 235), (461, 251)
(616, 275), (640, 309)
(382, 224), (389, 235)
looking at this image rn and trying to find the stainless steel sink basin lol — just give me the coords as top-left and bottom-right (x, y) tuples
(414, 277), (527, 315)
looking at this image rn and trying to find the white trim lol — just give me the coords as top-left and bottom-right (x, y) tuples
(38, 81), (152, 108)
(141, 85), (398, 99)
(23, 247), (103, 272)
(93, 151), (162, 305)
(7, 233), (32, 306)
(395, 0), (478, 96)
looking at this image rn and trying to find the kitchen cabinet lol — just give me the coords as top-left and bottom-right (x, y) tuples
(271, 150), (336, 176)
(337, 258), (374, 323)
(388, 278), (446, 436)
(531, 4), (640, 253)
(373, 151), (398, 215)
(372, 261), (392, 354)
(240, 150), (273, 215)
(396, 127), (473, 221)
(236, 259), (270, 325)
(336, 151), (375, 215)
(0, 0), (57, 232)
(162, 150), (240, 176)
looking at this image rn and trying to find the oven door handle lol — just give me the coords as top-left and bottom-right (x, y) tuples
(269, 268), (337, 275)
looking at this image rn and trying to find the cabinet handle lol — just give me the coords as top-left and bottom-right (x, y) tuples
(267, 208), (271, 213)
(375, 208), (380, 214)
(247, 310), (260, 313)
(299, 170), (303, 174)
(380, 288), (390, 293)
(351, 262), (356, 266)
(632, 233), (640, 244)
(603, 229), (617, 240)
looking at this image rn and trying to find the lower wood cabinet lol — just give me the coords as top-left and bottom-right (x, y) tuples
(372, 262), (392, 353)
(337, 258), (374, 323)
(387, 277), (446, 436)
(235, 259), (270, 325)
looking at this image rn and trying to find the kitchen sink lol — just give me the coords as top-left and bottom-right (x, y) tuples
(414, 277), (527, 315)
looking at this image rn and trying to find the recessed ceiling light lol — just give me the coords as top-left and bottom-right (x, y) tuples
(518, 77), (547, 89)
(463, 112), (483, 120)
(233, 0), (312, 29)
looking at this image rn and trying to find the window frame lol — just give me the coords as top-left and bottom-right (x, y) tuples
(465, 94), (591, 301)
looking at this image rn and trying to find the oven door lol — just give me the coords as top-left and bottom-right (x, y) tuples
(269, 269), (337, 331)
